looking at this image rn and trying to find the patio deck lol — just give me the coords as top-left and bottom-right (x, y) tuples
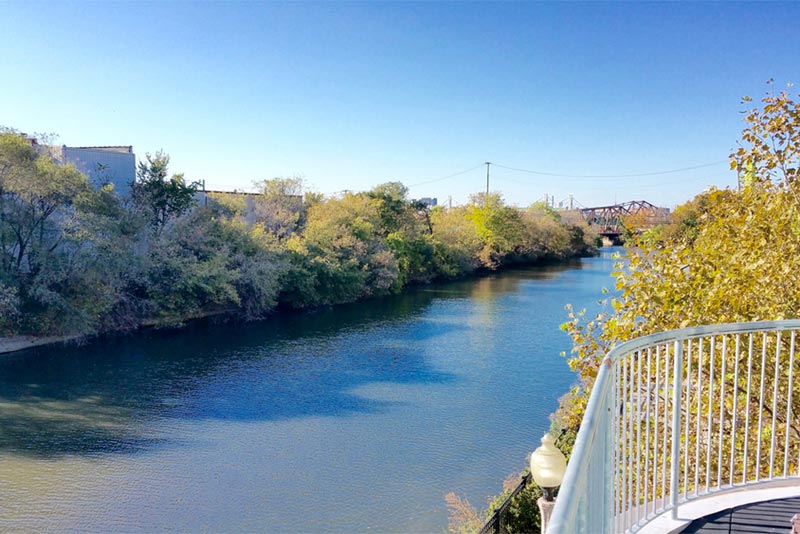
(681, 496), (800, 533)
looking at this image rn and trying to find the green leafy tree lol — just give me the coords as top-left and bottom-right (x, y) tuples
(66, 184), (147, 332)
(465, 193), (526, 268)
(367, 182), (438, 286)
(0, 133), (90, 277)
(281, 193), (398, 307)
(519, 202), (594, 261)
(367, 181), (413, 236)
(428, 206), (481, 277)
(133, 150), (198, 235)
(0, 282), (20, 333)
(143, 203), (288, 325)
(0, 132), (38, 277)
(0, 131), (143, 334)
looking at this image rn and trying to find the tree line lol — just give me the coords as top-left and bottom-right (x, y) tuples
(0, 133), (597, 337)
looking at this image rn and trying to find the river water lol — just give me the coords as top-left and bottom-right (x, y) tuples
(0, 248), (619, 533)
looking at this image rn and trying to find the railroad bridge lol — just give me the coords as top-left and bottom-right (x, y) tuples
(575, 200), (670, 243)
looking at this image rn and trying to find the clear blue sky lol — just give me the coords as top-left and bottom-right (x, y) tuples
(2, 2), (798, 208)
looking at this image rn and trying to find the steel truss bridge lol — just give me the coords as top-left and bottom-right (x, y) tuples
(577, 200), (670, 239)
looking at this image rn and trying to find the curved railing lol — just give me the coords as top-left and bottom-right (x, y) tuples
(548, 320), (800, 533)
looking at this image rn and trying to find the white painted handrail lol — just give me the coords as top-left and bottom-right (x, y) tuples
(548, 320), (800, 533)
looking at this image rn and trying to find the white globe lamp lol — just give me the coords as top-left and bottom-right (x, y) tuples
(530, 432), (567, 501)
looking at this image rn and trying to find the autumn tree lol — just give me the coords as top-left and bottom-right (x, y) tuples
(281, 193), (398, 307)
(251, 176), (306, 239)
(732, 81), (800, 186)
(465, 192), (526, 268)
(557, 85), (800, 464)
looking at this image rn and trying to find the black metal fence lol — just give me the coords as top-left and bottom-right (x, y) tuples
(477, 472), (532, 534)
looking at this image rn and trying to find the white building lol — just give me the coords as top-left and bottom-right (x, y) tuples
(57, 145), (136, 196)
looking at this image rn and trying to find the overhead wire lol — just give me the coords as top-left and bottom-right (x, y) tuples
(406, 159), (732, 206)
(407, 163), (485, 187)
(491, 160), (729, 179)
(491, 166), (730, 190)
(545, 179), (727, 192)
(495, 173), (726, 189)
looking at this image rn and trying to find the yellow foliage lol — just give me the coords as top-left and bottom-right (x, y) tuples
(558, 86), (800, 439)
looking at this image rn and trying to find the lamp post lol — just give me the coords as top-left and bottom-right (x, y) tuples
(530, 433), (567, 533)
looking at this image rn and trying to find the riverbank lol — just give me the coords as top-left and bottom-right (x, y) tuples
(0, 334), (84, 355)
(0, 308), (238, 356)
(0, 251), (596, 356)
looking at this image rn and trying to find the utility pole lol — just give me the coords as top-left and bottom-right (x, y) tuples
(569, 194), (574, 210)
(485, 162), (491, 205)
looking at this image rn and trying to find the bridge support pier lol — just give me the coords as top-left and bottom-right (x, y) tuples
(600, 235), (623, 247)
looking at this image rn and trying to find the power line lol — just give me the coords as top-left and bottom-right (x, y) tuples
(407, 163), (485, 187)
(492, 172), (716, 187)
(551, 177), (730, 192)
(405, 158), (729, 190)
(491, 160), (729, 179)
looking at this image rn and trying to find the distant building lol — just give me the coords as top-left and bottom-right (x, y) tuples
(194, 188), (261, 224)
(15, 133), (137, 196)
(55, 145), (136, 196)
(196, 188), (304, 225)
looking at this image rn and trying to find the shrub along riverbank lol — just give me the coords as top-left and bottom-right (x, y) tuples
(0, 131), (598, 341)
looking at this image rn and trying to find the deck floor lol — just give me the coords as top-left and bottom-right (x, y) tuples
(681, 496), (800, 533)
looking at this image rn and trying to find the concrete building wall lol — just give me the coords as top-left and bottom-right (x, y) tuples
(194, 190), (260, 224)
(61, 146), (136, 196)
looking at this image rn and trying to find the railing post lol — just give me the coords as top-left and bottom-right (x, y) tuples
(603, 378), (614, 533)
(670, 339), (684, 518)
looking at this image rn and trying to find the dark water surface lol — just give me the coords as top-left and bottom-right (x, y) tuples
(0, 249), (620, 533)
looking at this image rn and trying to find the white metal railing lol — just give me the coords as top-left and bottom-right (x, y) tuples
(548, 320), (800, 533)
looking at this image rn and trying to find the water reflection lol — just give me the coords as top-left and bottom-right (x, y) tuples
(0, 255), (621, 533)
(0, 262), (581, 459)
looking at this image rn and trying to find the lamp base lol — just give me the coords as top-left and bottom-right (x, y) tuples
(538, 496), (556, 533)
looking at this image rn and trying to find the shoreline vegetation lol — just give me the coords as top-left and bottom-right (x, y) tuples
(0, 129), (599, 353)
(0, 256), (589, 356)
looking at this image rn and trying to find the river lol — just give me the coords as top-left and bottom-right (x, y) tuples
(0, 248), (620, 533)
